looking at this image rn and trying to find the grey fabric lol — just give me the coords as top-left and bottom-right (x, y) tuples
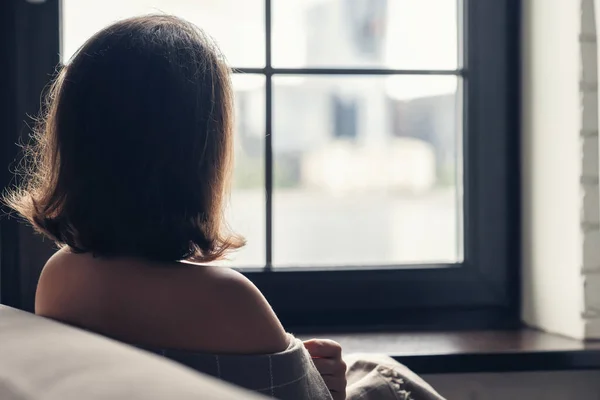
(345, 354), (446, 400)
(144, 338), (446, 400)
(0, 305), (267, 400)
(0, 377), (31, 400)
(142, 335), (333, 399)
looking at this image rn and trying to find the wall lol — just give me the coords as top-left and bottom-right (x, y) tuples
(521, 0), (600, 339)
(521, 0), (587, 339)
(583, 0), (600, 337)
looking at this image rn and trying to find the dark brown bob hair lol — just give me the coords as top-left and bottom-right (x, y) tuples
(4, 15), (244, 263)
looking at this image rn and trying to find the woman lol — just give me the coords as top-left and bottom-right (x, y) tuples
(4, 15), (444, 400)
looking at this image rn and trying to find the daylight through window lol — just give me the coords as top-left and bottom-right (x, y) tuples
(62, 0), (463, 269)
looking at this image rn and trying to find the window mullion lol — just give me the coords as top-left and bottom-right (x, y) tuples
(264, 0), (273, 270)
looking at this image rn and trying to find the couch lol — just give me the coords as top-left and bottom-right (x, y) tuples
(0, 305), (266, 399)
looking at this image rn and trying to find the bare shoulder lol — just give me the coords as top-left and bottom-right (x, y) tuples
(35, 248), (96, 321)
(36, 251), (289, 355)
(39, 247), (73, 275)
(36, 249), (79, 306)
(181, 266), (290, 354)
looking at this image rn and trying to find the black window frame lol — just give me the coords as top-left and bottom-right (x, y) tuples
(0, 0), (521, 331)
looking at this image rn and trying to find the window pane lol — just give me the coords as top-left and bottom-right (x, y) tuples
(62, 0), (264, 67)
(273, 0), (458, 70)
(223, 75), (266, 268)
(272, 75), (461, 267)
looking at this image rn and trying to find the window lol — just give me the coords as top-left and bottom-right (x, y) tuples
(1, 0), (520, 330)
(332, 94), (358, 140)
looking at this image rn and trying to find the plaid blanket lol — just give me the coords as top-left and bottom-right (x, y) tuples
(145, 335), (446, 400)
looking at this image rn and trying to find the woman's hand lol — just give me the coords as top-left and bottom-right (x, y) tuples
(303, 339), (347, 400)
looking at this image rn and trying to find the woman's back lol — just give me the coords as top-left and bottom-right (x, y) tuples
(3, 13), (289, 355)
(36, 250), (333, 399)
(36, 248), (289, 355)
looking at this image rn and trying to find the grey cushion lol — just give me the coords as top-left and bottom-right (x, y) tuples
(0, 305), (266, 399)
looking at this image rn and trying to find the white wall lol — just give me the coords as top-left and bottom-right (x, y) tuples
(583, 0), (600, 337)
(520, 0), (598, 339)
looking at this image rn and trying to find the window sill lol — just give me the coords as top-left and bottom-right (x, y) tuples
(298, 329), (600, 374)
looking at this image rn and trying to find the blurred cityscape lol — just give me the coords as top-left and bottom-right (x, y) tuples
(63, 0), (461, 267)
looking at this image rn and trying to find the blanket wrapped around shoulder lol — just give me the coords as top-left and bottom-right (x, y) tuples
(145, 335), (446, 400)
(345, 353), (446, 400)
